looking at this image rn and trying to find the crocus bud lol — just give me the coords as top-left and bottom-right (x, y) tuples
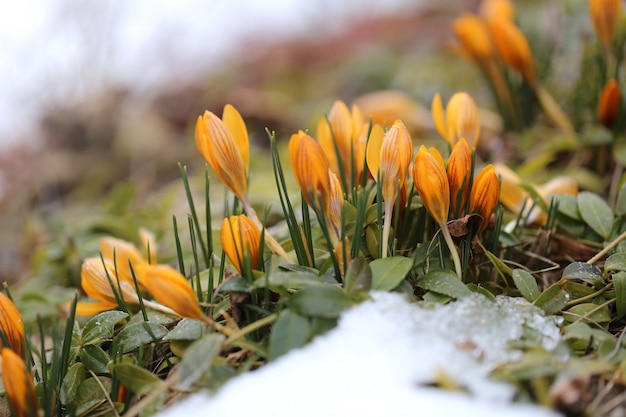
(136, 264), (205, 320)
(589, 0), (621, 50)
(195, 105), (249, 202)
(220, 215), (262, 273)
(598, 78), (620, 127)
(469, 164), (500, 232)
(0, 292), (24, 355)
(447, 138), (473, 217)
(453, 13), (494, 62)
(488, 18), (536, 84)
(289, 130), (332, 212)
(412, 145), (450, 226)
(432, 92), (481, 148)
(1, 348), (38, 417)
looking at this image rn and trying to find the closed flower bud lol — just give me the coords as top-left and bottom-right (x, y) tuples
(0, 292), (24, 355)
(488, 18), (536, 83)
(76, 257), (139, 316)
(328, 171), (345, 239)
(412, 145), (450, 225)
(220, 215), (262, 273)
(195, 105), (249, 202)
(99, 236), (149, 286)
(289, 130), (331, 212)
(589, 0), (621, 49)
(1, 348), (38, 417)
(136, 264), (205, 320)
(447, 138), (473, 217)
(480, 0), (515, 22)
(470, 164), (500, 232)
(598, 78), (620, 127)
(453, 13), (494, 61)
(432, 92), (481, 148)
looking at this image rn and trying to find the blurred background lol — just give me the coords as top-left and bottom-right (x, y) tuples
(0, 0), (589, 285)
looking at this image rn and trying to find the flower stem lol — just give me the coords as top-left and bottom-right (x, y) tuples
(440, 223), (463, 280)
(381, 200), (394, 258)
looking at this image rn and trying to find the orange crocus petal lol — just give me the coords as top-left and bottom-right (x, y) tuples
(413, 145), (450, 225)
(366, 124), (385, 179)
(221, 104), (250, 171)
(470, 164), (500, 232)
(99, 237), (148, 285)
(195, 110), (248, 201)
(0, 292), (24, 355)
(220, 215), (261, 273)
(589, 0), (621, 48)
(289, 130), (331, 212)
(80, 257), (139, 308)
(136, 264), (204, 320)
(328, 100), (354, 174)
(453, 13), (494, 61)
(1, 348), (38, 417)
(446, 93), (481, 148)
(75, 300), (118, 317)
(379, 121), (413, 203)
(489, 18), (536, 83)
(480, 0), (515, 22)
(598, 78), (620, 127)
(432, 93), (448, 141)
(447, 138), (473, 216)
(317, 116), (339, 174)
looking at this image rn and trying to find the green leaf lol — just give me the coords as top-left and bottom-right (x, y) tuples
(533, 284), (569, 314)
(79, 344), (111, 374)
(563, 262), (605, 288)
(577, 191), (613, 239)
(512, 269), (540, 302)
(614, 271), (626, 317)
(81, 311), (129, 345)
(113, 363), (164, 395)
(417, 270), (472, 299)
(370, 256), (413, 291)
(616, 181), (626, 216)
(75, 376), (112, 416)
(290, 286), (353, 318)
(60, 363), (85, 405)
(163, 318), (204, 341)
(218, 276), (251, 293)
(554, 194), (581, 220)
(251, 271), (325, 291)
(114, 322), (168, 354)
(563, 303), (611, 324)
(269, 310), (311, 361)
(175, 333), (224, 391)
(344, 257), (372, 296)
(605, 253), (626, 273)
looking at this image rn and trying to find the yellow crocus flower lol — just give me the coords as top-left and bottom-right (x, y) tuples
(453, 13), (495, 62)
(469, 164), (500, 232)
(598, 78), (620, 127)
(432, 92), (481, 148)
(488, 17), (536, 84)
(412, 145), (450, 226)
(589, 0), (622, 50)
(289, 130), (332, 213)
(220, 215), (262, 273)
(0, 292), (24, 355)
(447, 138), (473, 217)
(76, 257), (140, 316)
(195, 105), (249, 202)
(480, 0), (515, 22)
(136, 264), (205, 320)
(99, 236), (150, 286)
(1, 348), (38, 417)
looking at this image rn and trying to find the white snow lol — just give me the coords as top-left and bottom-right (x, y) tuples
(156, 292), (564, 417)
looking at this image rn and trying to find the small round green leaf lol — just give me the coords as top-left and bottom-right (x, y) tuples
(417, 270), (472, 299)
(115, 322), (168, 353)
(269, 310), (311, 361)
(370, 256), (413, 291)
(82, 310), (129, 345)
(290, 286), (353, 318)
(577, 191), (614, 240)
(512, 269), (540, 302)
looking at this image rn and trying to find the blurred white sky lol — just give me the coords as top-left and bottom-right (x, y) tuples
(0, 0), (420, 149)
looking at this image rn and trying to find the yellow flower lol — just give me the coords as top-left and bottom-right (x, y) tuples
(136, 264), (205, 320)
(220, 215), (262, 273)
(589, 0), (621, 49)
(328, 170), (345, 240)
(0, 292), (24, 355)
(488, 17), (536, 84)
(99, 236), (150, 286)
(432, 92), (481, 148)
(453, 13), (494, 62)
(598, 78), (620, 127)
(76, 257), (139, 316)
(1, 348), (38, 417)
(366, 121), (413, 204)
(195, 105), (249, 202)
(447, 138), (473, 217)
(317, 101), (367, 191)
(469, 164), (500, 232)
(289, 130), (331, 212)
(479, 0), (515, 22)
(412, 145), (450, 226)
